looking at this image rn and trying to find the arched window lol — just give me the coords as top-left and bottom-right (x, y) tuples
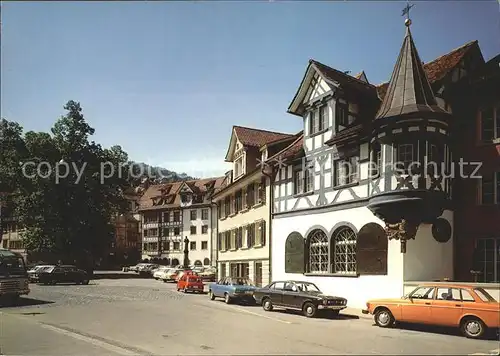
(356, 223), (387, 275)
(332, 227), (357, 274)
(203, 258), (210, 266)
(194, 260), (202, 266)
(307, 229), (329, 273)
(285, 232), (304, 273)
(171, 258), (180, 266)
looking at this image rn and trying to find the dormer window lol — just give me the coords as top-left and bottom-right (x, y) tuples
(309, 105), (327, 135)
(181, 193), (192, 203)
(234, 157), (244, 178)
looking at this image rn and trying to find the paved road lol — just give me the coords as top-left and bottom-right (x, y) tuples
(1, 278), (498, 355)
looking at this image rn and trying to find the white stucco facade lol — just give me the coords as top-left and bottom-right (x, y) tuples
(272, 207), (454, 309)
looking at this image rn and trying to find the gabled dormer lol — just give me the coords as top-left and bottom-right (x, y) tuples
(225, 130), (246, 182)
(288, 59), (378, 153)
(224, 125), (294, 183)
(178, 181), (194, 207)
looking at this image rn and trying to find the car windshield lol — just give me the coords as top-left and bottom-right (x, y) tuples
(295, 282), (321, 293)
(474, 288), (497, 302)
(0, 255), (26, 276)
(233, 278), (252, 286)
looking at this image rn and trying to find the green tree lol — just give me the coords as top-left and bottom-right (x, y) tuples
(12, 101), (130, 266)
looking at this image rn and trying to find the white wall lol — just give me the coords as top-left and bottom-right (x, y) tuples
(403, 210), (454, 281)
(272, 206), (405, 309)
(182, 207), (213, 265)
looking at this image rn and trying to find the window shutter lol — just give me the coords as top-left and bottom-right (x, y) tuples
(356, 223), (388, 275)
(242, 188), (247, 208)
(285, 232), (305, 273)
(261, 221), (266, 246)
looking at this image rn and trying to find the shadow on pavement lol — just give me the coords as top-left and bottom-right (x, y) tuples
(273, 308), (359, 320)
(389, 322), (499, 341)
(0, 297), (54, 309)
(91, 272), (148, 280)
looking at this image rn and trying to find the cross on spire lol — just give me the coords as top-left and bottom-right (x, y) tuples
(401, 1), (414, 20)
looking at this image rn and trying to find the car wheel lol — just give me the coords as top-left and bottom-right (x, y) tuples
(209, 291), (215, 300)
(461, 317), (486, 339)
(50, 280), (57, 285)
(303, 302), (317, 318)
(183, 288), (187, 293)
(374, 308), (395, 328)
(163, 279), (168, 283)
(262, 298), (273, 311)
(81, 279), (89, 285)
(224, 293), (232, 304)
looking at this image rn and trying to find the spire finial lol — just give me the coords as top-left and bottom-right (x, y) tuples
(402, 1), (414, 26)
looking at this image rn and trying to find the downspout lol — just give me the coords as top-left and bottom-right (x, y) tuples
(210, 202), (219, 270)
(261, 165), (274, 284)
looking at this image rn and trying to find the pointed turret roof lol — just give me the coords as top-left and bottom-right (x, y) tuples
(375, 19), (450, 120)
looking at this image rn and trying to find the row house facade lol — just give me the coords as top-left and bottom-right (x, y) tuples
(108, 189), (142, 266)
(451, 53), (500, 283)
(264, 19), (499, 308)
(212, 126), (297, 286)
(138, 177), (224, 267)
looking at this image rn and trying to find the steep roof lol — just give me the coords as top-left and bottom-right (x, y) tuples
(376, 21), (450, 120)
(376, 40), (479, 101)
(138, 177), (225, 211)
(310, 60), (377, 97)
(266, 132), (304, 165)
(233, 125), (294, 148)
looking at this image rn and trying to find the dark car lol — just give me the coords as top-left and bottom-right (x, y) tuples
(253, 280), (347, 318)
(37, 265), (90, 285)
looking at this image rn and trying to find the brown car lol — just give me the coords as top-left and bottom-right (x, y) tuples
(362, 283), (500, 339)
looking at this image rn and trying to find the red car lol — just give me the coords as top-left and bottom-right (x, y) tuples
(177, 275), (204, 293)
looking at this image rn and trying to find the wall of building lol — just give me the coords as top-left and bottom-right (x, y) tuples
(272, 205), (405, 309)
(403, 210), (454, 281)
(182, 206), (213, 266)
(214, 173), (272, 286)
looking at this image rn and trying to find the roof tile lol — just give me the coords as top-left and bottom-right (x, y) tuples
(234, 126), (294, 148)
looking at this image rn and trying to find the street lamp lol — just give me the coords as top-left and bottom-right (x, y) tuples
(183, 236), (189, 268)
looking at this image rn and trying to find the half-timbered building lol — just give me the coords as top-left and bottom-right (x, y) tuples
(267, 18), (498, 308)
(138, 177), (224, 267)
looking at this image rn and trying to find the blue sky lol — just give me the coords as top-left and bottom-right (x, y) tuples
(1, 1), (499, 178)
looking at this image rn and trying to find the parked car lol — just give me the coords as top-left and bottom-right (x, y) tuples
(175, 269), (196, 282)
(37, 265), (90, 285)
(136, 263), (159, 277)
(362, 283), (500, 339)
(253, 280), (347, 318)
(177, 274), (204, 293)
(161, 268), (184, 283)
(151, 266), (170, 280)
(208, 277), (257, 304)
(28, 265), (55, 283)
(199, 267), (216, 282)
